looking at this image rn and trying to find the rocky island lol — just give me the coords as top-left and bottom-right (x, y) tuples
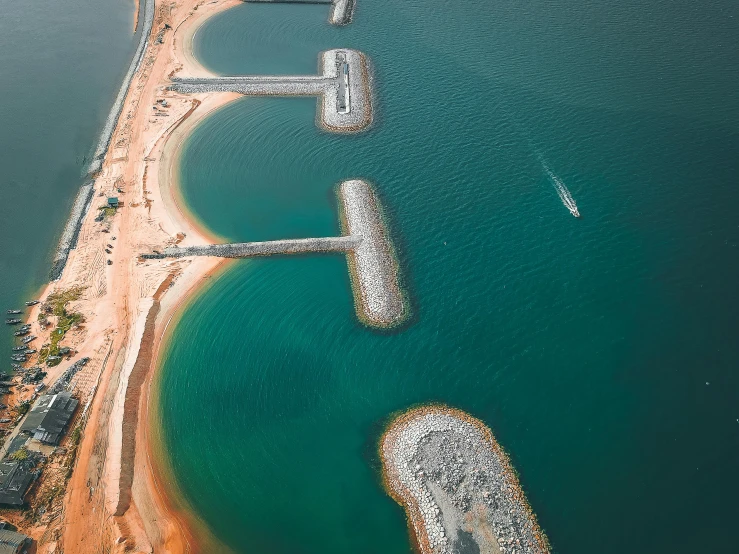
(381, 405), (551, 554)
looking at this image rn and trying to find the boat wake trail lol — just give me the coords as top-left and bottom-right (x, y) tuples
(542, 163), (580, 218)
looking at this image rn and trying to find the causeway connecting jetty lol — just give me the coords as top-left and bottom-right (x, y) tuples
(382, 406), (551, 554)
(171, 49), (372, 133)
(144, 180), (406, 328)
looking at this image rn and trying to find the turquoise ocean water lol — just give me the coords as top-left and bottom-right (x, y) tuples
(157, 1), (739, 552)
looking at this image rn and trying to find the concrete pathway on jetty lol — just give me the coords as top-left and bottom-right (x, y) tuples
(240, 0), (355, 25)
(143, 180), (406, 328)
(170, 49), (372, 132)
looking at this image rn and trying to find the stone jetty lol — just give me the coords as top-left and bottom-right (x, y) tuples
(381, 406), (551, 554)
(330, 0), (355, 25)
(339, 180), (406, 327)
(241, 0), (355, 26)
(171, 49), (372, 132)
(143, 179), (406, 328)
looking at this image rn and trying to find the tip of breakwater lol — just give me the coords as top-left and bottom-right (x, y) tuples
(338, 179), (408, 328)
(381, 405), (551, 554)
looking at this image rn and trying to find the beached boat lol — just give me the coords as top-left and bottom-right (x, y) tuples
(21, 336), (36, 344)
(10, 355), (27, 362)
(12, 346), (27, 352)
(13, 330), (29, 337)
(25, 300), (39, 306)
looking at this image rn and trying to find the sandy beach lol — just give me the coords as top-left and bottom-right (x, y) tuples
(8, 0), (243, 551)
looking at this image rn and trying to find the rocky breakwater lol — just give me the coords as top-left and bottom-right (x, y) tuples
(330, 0), (356, 26)
(381, 406), (551, 554)
(50, 181), (94, 280)
(339, 179), (406, 328)
(170, 49), (372, 132)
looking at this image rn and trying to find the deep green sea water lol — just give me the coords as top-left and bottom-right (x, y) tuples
(0, 0), (134, 350)
(158, 1), (739, 552)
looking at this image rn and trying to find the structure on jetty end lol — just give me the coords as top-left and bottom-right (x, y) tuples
(170, 49), (372, 133)
(143, 180), (406, 328)
(381, 406), (551, 554)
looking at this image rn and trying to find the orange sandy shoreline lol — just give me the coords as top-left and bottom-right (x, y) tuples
(12, 0), (244, 552)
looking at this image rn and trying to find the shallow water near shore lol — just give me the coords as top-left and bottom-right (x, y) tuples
(159, 1), (739, 552)
(0, 0), (134, 350)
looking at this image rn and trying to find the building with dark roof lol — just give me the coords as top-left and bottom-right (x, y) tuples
(0, 524), (31, 554)
(0, 463), (34, 507)
(19, 391), (78, 445)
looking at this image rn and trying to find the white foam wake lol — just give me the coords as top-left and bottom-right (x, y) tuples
(542, 164), (580, 217)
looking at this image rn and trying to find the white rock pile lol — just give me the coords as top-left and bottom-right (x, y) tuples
(382, 407), (551, 554)
(340, 180), (406, 327)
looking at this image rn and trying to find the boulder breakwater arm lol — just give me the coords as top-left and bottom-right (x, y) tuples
(170, 49), (372, 132)
(142, 180), (406, 328)
(339, 180), (406, 327)
(330, 0), (355, 25)
(89, 0), (156, 174)
(382, 406), (551, 554)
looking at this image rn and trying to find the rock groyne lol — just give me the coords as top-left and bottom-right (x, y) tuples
(381, 406), (551, 554)
(143, 179), (406, 328)
(339, 180), (406, 327)
(171, 49), (372, 132)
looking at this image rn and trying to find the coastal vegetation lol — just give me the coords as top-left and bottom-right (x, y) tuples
(9, 447), (29, 462)
(14, 400), (31, 418)
(37, 287), (86, 366)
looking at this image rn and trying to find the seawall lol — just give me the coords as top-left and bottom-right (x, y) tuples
(50, 181), (94, 280)
(50, 0), (156, 280)
(89, 0), (156, 174)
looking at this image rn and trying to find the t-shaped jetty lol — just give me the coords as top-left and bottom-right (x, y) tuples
(143, 180), (406, 328)
(170, 49), (372, 133)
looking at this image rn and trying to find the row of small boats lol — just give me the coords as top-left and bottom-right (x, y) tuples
(5, 301), (38, 325)
(5, 302), (41, 376)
